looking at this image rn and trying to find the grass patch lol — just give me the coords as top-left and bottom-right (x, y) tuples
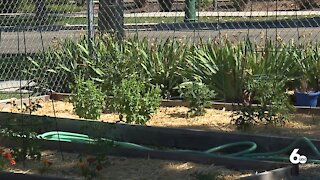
(17, 3), (85, 13)
(0, 14), (318, 26)
(0, 92), (33, 100)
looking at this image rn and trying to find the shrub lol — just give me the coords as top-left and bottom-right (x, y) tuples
(110, 77), (161, 124)
(71, 77), (105, 120)
(232, 76), (293, 130)
(179, 82), (215, 117)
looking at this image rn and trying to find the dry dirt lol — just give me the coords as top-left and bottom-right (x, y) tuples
(5, 100), (318, 139)
(4, 149), (250, 180)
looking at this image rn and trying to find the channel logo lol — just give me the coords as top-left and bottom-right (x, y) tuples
(290, 149), (307, 164)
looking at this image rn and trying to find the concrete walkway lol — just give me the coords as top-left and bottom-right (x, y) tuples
(0, 80), (36, 92)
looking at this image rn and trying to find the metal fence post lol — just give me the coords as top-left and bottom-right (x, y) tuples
(98, 0), (124, 39)
(87, 0), (95, 57)
(184, 0), (198, 22)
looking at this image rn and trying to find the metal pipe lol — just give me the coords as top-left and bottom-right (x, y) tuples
(87, 0), (95, 57)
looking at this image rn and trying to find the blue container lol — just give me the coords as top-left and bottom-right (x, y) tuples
(295, 91), (320, 107)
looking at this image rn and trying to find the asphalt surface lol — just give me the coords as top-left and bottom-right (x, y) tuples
(0, 30), (84, 54)
(1, 10), (320, 54)
(0, 27), (319, 54)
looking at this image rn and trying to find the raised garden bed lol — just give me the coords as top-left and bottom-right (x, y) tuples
(0, 148), (251, 180)
(50, 92), (320, 115)
(0, 100), (319, 179)
(0, 112), (306, 179)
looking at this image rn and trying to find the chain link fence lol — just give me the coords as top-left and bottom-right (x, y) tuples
(0, 0), (320, 98)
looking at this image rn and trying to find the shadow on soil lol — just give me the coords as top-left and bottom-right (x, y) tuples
(168, 112), (187, 118)
(166, 111), (320, 140)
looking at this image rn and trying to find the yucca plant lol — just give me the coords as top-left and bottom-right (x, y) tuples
(247, 40), (300, 89)
(91, 36), (141, 93)
(26, 36), (104, 92)
(185, 39), (248, 102)
(139, 38), (190, 98)
(25, 46), (70, 93)
(294, 43), (320, 92)
(27, 35), (142, 94)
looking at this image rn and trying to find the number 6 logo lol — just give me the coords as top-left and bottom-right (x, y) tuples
(290, 149), (307, 164)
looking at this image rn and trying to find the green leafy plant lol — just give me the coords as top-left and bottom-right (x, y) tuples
(26, 35), (141, 94)
(110, 77), (161, 124)
(92, 36), (141, 93)
(232, 76), (293, 130)
(71, 77), (105, 120)
(179, 82), (215, 117)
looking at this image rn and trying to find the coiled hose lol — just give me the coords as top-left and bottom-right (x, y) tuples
(37, 131), (320, 163)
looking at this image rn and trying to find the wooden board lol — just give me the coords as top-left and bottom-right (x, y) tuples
(0, 113), (301, 179)
(0, 112), (319, 158)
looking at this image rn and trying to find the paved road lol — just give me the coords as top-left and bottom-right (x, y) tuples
(0, 27), (320, 54)
(0, 30), (85, 54)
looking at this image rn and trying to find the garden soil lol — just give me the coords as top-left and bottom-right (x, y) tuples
(6, 101), (319, 139)
(4, 149), (250, 180)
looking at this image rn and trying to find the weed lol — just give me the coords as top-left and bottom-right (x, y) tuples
(179, 82), (215, 117)
(71, 77), (105, 120)
(233, 76), (293, 130)
(110, 77), (161, 124)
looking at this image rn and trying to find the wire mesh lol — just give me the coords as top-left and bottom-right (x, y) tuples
(0, 1), (319, 174)
(0, 0), (319, 99)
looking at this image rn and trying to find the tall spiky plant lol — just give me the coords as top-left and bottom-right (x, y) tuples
(139, 38), (190, 98)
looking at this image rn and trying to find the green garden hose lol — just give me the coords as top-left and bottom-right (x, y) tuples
(37, 131), (320, 164)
